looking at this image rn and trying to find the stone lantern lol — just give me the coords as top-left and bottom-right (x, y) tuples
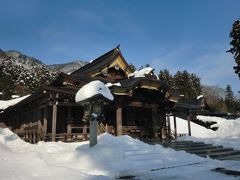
(78, 94), (111, 147)
(75, 80), (114, 147)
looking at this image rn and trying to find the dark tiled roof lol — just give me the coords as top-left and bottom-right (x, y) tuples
(1, 86), (79, 116)
(175, 98), (205, 109)
(109, 77), (180, 98)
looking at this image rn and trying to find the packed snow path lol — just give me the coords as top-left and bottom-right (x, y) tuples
(145, 139), (240, 161)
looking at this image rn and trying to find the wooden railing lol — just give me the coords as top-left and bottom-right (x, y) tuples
(20, 121), (45, 143)
(98, 122), (107, 135)
(122, 126), (151, 138)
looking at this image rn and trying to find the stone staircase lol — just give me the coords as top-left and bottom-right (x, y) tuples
(145, 139), (240, 161)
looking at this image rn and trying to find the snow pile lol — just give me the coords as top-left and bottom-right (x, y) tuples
(171, 116), (240, 138)
(170, 116), (214, 138)
(197, 116), (240, 138)
(128, 67), (154, 78)
(0, 95), (30, 110)
(171, 116), (240, 150)
(1, 128), (236, 179)
(75, 80), (114, 102)
(105, 82), (121, 87)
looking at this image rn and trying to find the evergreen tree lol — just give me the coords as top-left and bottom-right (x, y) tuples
(189, 73), (202, 98)
(158, 69), (174, 87)
(173, 70), (201, 99)
(227, 19), (240, 78)
(225, 84), (234, 112)
(0, 65), (14, 100)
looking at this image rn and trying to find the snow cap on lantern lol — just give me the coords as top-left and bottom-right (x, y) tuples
(75, 80), (114, 103)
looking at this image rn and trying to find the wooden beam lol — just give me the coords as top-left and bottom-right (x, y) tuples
(116, 107), (122, 136)
(51, 104), (57, 141)
(173, 115), (177, 138)
(187, 114), (192, 136)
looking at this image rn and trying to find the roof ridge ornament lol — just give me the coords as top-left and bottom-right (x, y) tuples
(116, 44), (120, 51)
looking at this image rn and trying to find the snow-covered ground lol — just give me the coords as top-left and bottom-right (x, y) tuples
(1, 116), (240, 180)
(170, 116), (240, 150)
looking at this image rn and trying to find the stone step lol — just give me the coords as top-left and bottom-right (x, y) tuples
(193, 148), (234, 155)
(185, 145), (233, 153)
(164, 143), (211, 149)
(165, 140), (194, 144)
(187, 147), (233, 154)
(216, 154), (240, 161)
(162, 142), (204, 147)
(175, 145), (223, 152)
(143, 139), (240, 161)
(162, 141), (201, 145)
(145, 140), (194, 144)
(208, 150), (240, 159)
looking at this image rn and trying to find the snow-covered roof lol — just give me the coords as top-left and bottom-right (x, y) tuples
(11, 95), (20, 99)
(197, 95), (204, 99)
(0, 95), (30, 110)
(128, 67), (155, 78)
(105, 82), (121, 87)
(75, 80), (114, 103)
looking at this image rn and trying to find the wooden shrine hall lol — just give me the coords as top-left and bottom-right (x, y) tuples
(0, 46), (194, 143)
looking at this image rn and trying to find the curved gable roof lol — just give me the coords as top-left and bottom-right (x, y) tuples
(70, 45), (133, 78)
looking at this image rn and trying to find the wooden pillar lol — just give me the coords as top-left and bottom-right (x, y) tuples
(187, 114), (192, 136)
(43, 106), (48, 139)
(152, 105), (160, 138)
(167, 113), (171, 139)
(173, 115), (177, 138)
(116, 107), (122, 136)
(37, 108), (41, 142)
(67, 106), (72, 134)
(51, 104), (57, 141)
(37, 120), (41, 142)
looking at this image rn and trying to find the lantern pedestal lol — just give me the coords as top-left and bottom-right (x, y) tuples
(90, 118), (98, 147)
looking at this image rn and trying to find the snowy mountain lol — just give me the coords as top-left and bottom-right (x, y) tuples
(3, 50), (45, 69)
(0, 49), (87, 73)
(47, 60), (87, 74)
(0, 49), (87, 99)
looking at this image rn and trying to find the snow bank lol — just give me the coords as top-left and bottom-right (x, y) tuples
(197, 116), (240, 138)
(75, 80), (114, 102)
(0, 95), (30, 110)
(2, 127), (234, 179)
(128, 67), (154, 78)
(171, 116), (240, 138)
(172, 116), (240, 150)
(1, 115), (240, 179)
(170, 116), (214, 138)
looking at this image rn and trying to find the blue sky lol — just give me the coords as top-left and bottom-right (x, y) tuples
(0, 0), (239, 93)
